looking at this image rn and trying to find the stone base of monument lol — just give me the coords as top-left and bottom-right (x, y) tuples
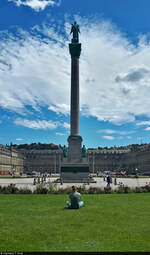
(67, 135), (82, 162)
(60, 163), (95, 184)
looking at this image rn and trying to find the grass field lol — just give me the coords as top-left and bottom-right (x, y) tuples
(0, 193), (150, 252)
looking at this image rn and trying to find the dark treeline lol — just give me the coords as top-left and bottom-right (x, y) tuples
(89, 143), (150, 152)
(9, 142), (63, 150)
(6, 142), (150, 152)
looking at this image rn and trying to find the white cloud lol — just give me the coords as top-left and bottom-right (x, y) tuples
(0, 26), (70, 114)
(49, 104), (69, 115)
(102, 136), (114, 140)
(63, 122), (70, 129)
(14, 118), (59, 130)
(97, 129), (134, 135)
(78, 19), (150, 124)
(97, 129), (117, 134)
(9, 0), (60, 11)
(115, 67), (150, 83)
(16, 138), (23, 141)
(136, 121), (150, 126)
(145, 127), (150, 131)
(56, 132), (65, 136)
(2, 18), (150, 125)
(14, 118), (69, 130)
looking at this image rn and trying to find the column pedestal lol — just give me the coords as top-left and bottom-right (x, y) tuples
(68, 135), (82, 162)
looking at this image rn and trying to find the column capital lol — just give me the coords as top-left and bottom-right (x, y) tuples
(68, 135), (83, 143)
(69, 43), (81, 57)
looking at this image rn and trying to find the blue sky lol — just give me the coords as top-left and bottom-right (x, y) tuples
(1, 0), (150, 148)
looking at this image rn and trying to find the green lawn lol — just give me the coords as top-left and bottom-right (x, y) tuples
(0, 193), (150, 252)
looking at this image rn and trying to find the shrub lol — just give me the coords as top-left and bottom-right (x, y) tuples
(48, 183), (58, 194)
(143, 185), (150, 192)
(34, 184), (48, 194)
(18, 187), (32, 194)
(56, 187), (66, 194)
(60, 186), (72, 194)
(1, 183), (150, 195)
(124, 186), (131, 193)
(104, 185), (112, 194)
(87, 187), (103, 194)
(0, 185), (3, 193)
(135, 187), (142, 193)
(95, 188), (105, 194)
(77, 185), (86, 194)
(88, 186), (96, 194)
(116, 185), (125, 194)
(83, 189), (90, 194)
(141, 188), (148, 193)
(0, 184), (19, 194)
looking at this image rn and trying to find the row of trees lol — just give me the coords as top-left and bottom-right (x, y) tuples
(6, 142), (150, 152)
(8, 142), (62, 150)
(96, 143), (150, 152)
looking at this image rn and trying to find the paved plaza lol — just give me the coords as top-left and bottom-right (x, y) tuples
(0, 177), (150, 191)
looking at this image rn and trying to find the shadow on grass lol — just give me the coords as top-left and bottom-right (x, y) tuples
(63, 206), (69, 210)
(63, 206), (82, 210)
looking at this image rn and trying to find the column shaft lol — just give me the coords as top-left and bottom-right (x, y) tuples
(70, 56), (79, 136)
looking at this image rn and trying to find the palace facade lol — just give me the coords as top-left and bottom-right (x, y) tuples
(0, 145), (24, 175)
(0, 144), (150, 175)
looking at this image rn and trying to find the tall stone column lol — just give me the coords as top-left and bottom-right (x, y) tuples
(60, 22), (91, 184)
(71, 56), (79, 136)
(67, 42), (82, 161)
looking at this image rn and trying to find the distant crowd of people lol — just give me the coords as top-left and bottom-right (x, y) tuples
(33, 174), (47, 185)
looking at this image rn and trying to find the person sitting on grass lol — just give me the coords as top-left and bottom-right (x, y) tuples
(66, 185), (84, 209)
